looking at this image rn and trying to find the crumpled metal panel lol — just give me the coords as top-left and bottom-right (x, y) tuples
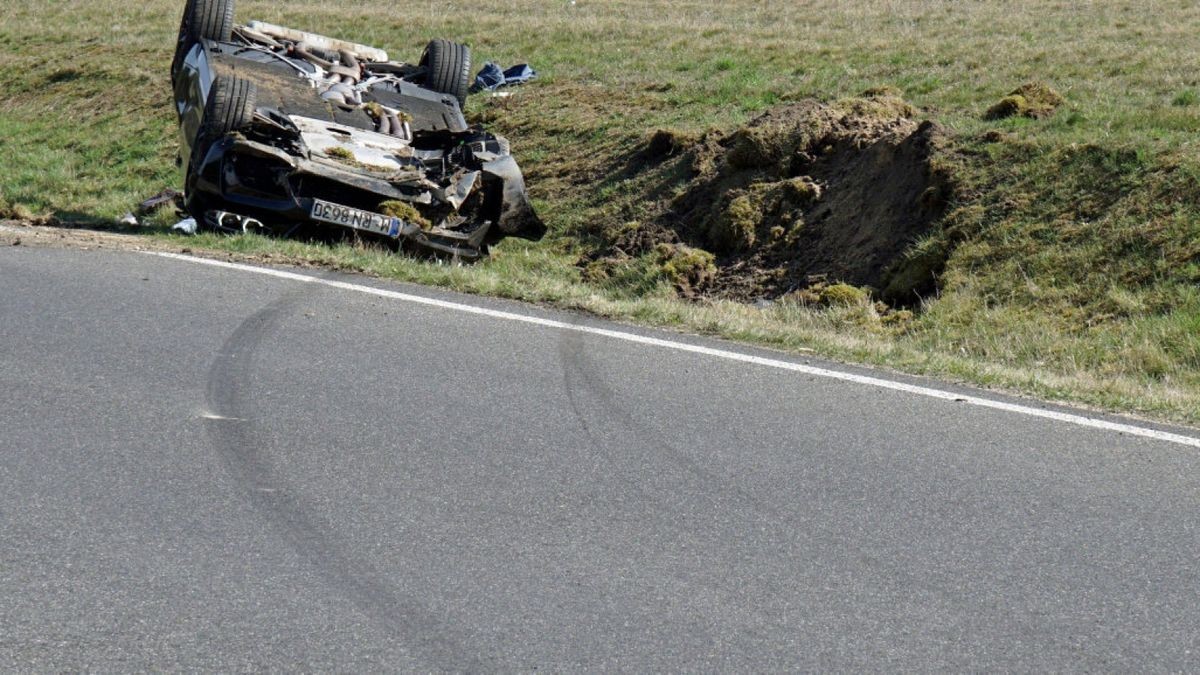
(482, 155), (546, 240)
(290, 115), (413, 171)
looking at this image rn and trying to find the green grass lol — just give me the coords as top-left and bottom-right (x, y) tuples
(2, 0), (1199, 423)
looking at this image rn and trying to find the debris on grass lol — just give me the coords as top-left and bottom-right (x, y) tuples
(471, 62), (537, 93)
(138, 188), (183, 214)
(171, 217), (198, 235)
(985, 81), (1065, 120)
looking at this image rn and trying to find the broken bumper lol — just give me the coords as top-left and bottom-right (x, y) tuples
(186, 136), (544, 258)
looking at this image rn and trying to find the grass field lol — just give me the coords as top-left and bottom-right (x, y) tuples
(2, 1), (1199, 422)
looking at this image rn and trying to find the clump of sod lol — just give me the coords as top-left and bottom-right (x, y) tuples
(379, 200), (431, 230)
(985, 81), (1065, 120)
(655, 243), (716, 295)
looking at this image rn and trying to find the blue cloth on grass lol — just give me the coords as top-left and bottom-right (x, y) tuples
(472, 62), (537, 92)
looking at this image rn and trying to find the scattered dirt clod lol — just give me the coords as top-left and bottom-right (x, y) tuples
(655, 243), (717, 296)
(379, 200), (432, 230)
(985, 81), (1065, 120)
(645, 129), (696, 160)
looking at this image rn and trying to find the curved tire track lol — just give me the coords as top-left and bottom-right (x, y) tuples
(205, 288), (488, 670)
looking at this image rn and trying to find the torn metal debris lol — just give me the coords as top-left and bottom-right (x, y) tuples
(138, 188), (184, 214)
(171, 0), (544, 260)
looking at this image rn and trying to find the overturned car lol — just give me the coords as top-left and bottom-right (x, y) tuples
(171, 0), (544, 259)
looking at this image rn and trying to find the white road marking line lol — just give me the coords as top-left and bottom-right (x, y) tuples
(150, 251), (1200, 449)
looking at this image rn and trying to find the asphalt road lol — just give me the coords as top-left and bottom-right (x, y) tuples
(3, 246), (1200, 670)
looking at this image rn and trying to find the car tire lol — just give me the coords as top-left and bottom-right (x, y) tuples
(185, 74), (256, 221)
(420, 39), (472, 109)
(171, 0), (236, 80)
(202, 75), (257, 140)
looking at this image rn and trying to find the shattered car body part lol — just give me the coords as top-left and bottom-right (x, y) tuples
(138, 188), (184, 214)
(172, 218), (198, 235)
(289, 116), (415, 169)
(171, 0), (544, 260)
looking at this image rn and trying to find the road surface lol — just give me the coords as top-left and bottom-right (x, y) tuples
(3, 246), (1199, 670)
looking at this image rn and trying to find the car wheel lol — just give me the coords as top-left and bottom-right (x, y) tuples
(202, 74), (257, 140)
(185, 75), (255, 222)
(419, 39), (472, 109)
(171, 0), (236, 80)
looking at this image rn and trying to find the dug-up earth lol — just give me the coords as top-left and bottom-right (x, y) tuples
(586, 91), (956, 305)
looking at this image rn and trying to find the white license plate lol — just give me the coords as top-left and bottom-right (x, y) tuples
(310, 199), (400, 237)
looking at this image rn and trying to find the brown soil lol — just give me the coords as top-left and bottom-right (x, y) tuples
(595, 94), (956, 304)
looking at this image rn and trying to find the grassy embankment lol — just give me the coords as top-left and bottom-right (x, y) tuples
(1, 1), (1198, 422)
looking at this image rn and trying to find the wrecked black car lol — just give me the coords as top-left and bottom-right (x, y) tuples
(171, 0), (544, 259)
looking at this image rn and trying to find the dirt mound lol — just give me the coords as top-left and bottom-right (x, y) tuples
(635, 94), (954, 303)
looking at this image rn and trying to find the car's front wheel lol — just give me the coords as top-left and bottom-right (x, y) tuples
(201, 74), (256, 140)
(419, 39), (472, 109)
(171, 0), (236, 81)
(185, 75), (256, 222)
